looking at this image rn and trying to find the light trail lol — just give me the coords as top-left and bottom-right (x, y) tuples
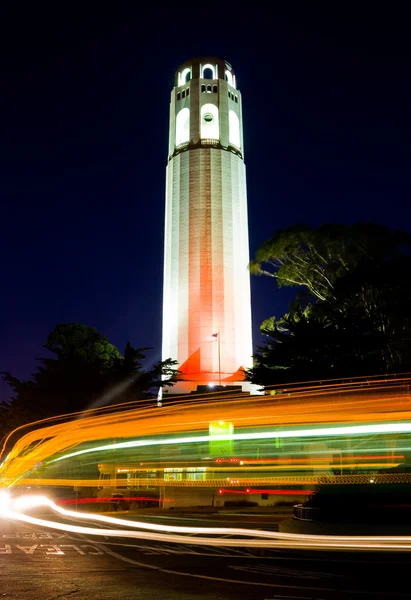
(1, 376), (411, 491)
(2, 376), (411, 480)
(47, 421), (411, 464)
(3, 493), (411, 552)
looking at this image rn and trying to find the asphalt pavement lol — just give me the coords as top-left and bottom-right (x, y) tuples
(1, 511), (411, 599)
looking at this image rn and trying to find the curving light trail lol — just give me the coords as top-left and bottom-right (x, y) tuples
(48, 421), (411, 465)
(2, 493), (411, 552)
(2, 375), (411, 483)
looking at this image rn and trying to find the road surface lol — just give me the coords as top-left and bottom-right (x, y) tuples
(1, 512), (411, 599)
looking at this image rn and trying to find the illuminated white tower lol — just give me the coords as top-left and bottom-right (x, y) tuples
(162, 58), (254, 394)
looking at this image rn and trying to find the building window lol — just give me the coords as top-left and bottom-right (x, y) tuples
(178, 67), (191, 86)
(207, 84), (212, 93)
(177, 92), (181, 100)
(201, 63), (216, 79)
(235, 95), (238, 103)
(201, 84), (206, 93)
(175, 107), (190, 146)
(229, 110), (240, 148)
(201, 103), (219, 140)
(225, 70), (234, 87)
(182, 90), (185, 98)
(213, 85), (217, 93)
(186, 88), (190, 96)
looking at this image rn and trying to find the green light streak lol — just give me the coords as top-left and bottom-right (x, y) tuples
(48, 421), (411, 465)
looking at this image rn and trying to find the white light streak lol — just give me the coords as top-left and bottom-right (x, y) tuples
(49, 421), (411, 464)
(4, 494), (411, 552)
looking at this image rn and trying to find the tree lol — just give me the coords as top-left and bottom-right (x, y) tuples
(1, 323), (179, 427)
(247, 223), (411, 386)
(249, 223), (411, 301)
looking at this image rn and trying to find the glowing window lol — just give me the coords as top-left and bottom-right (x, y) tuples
(201, 63), (216, 79)
(225, 70), (233, 86)
(179, 67), (191, 85)
(229, 110), (240, 148)
(201, 103), (219, 140)
(175, 108), (190, 146)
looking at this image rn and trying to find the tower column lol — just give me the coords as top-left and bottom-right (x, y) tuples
(162, 58), (254, 394)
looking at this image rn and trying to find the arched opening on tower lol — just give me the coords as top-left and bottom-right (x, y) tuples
(225, 70), (233, 86)
(201, 64), (216, 80)
(201, 104), (219, 140)
(229, 110), (241, 148)
(179, 67), (191, 85)
(175, 108), (190, 146)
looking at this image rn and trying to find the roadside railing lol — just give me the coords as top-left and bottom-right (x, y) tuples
(293, 503), (319, 522)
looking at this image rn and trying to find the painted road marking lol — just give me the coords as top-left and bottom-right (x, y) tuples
(0, 531), (74, 540)
(0, 543), (104, 555)
(229, 564), (340, 580)
(92, 542), (395, 595)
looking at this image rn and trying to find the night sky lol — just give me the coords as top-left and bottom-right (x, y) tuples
(1, 6), (410, 393)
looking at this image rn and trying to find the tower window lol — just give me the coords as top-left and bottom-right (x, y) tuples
(235, 95), (238, 103)
(228, 91), (231, 99)
(201, 63), (216, 79)
(229, 110), (240, 148)
(176, 108), (190, 146)
(225, 70), (234, 87)
(207, 85), (212, 93)
(201, 103), (219, 140)
(178, 67), (191, 86)
(213, 85), (218, 93)
(201, 84), (206, 93)
(186, 88), (190, 96)
(182, 90), (185, 98)
(177, 92), (181, 100)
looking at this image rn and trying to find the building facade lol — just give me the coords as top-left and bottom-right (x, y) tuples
(162, 58), (254, 394)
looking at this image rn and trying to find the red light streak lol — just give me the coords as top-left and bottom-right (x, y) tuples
(217, 489), (312, 495)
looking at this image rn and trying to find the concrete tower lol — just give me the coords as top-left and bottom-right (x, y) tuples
(162, 58), (254, 394)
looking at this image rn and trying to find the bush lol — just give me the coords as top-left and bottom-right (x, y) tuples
(223, 500), (258, 508)
(306, 483), (411, 523)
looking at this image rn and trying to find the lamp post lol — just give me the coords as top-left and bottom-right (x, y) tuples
(217, 330), (221, 387)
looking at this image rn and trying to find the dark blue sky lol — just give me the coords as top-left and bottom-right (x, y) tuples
(1, 6), (410, 391)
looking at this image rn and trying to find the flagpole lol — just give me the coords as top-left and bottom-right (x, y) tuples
(218, 329), (221, 387)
